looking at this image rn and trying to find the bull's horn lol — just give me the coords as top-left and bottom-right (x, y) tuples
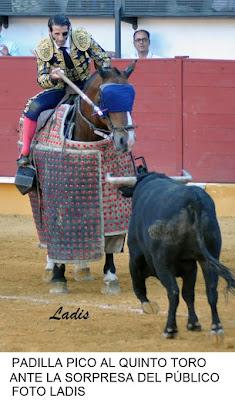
(106, 173), (137, 186)
(170, 169), (192, 183)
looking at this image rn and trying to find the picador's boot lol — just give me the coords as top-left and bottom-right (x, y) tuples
(17, 155), (30, 167)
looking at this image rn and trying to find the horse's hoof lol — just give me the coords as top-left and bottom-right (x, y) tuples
(42, 269), (53, 283)
(101, 279), (120, 295)
(187, 321), (202, 331)
(49, 281), (68, 294)
(73, 267), (94, 282)
(142, 301), (159, 314)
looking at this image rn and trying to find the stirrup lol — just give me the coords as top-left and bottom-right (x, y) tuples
(17, 155), (30, 167)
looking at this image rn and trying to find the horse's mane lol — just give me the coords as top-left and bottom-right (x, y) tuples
(83, 66), (122, 92)
(83, 71), (99, 91)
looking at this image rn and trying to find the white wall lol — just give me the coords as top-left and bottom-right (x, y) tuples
(2, 17), (116, 56)
(2, 16), (235, 59)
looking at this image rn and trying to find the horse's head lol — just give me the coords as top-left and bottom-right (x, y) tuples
(79, 61), (137, 153)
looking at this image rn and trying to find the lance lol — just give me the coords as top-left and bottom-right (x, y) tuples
(57, 70), (104, 117)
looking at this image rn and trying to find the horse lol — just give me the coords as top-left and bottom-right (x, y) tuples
(41, 61), (137, 294)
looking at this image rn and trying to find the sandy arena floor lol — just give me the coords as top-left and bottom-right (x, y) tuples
(0, 215), (234, 352)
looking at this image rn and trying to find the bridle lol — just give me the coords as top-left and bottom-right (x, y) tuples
(76, 96), (112, 140)
(55, 68), (136, 142)
(76, 89), (136, 141)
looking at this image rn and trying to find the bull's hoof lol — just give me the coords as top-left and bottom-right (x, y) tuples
(73, 267), (94, 282)
(163, 328), (178, 339)
(142, 301), (159, 314)
(187, 321), (202, 331)
(211, 323), (224, 344)
(42, 269), (53, 283)
(49, 281), (68, 294)
(101, 279), (120, 295)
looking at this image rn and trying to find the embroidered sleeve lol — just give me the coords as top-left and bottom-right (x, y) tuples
(35, 38), (61, 89)
(87, 37), (111, 68)
(36, 58), (58, 89)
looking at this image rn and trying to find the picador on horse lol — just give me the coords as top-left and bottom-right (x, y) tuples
(17, 14), (111, 167)
(16, 14), (137, 294)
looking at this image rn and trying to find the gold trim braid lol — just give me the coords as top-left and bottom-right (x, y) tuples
(72, 28), (91, 52)
(35, 38), (54, 62)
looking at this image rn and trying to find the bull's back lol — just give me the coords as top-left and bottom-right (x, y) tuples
(129, 178), (190, 250)
(129, 176), (221, 259)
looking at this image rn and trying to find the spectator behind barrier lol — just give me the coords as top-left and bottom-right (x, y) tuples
(0, 17), (20, 56)
(130, 29), (159, 59)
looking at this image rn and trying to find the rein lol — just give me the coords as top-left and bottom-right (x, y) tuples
(57, 70), (105, 117)
(76, 96), (112, 140)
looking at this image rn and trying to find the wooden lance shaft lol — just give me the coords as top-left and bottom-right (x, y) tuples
(57, 70), (104, 116)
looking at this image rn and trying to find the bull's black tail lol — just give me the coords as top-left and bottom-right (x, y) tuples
(203, 250), (235, 294)
(188, 202), (235, 294)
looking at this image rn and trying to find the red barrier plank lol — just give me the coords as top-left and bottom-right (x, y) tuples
(183, 59), (235, 182)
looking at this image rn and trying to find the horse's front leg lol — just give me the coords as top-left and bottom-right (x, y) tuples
(102, 253), (120, 294)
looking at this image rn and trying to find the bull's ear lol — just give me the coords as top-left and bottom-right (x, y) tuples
(123, 60), (137, 78)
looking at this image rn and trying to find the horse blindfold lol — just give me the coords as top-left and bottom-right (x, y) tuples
(99, 83), (135, 115)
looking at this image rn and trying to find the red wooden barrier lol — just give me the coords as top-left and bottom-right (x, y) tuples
(0, 57), (235, 182)
(0, 57), (38, 177)
(129, 58), (183, 176)
(183, 59), (235, 182)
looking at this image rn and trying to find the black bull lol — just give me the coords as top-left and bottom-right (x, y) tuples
(123, 172), (235, 338)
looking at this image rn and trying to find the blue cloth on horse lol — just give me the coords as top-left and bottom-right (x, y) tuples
(99, 83), (135, 115)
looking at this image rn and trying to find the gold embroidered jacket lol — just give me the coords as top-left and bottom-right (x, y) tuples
(35, 28), (111, 89)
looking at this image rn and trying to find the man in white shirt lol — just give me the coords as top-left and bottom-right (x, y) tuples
(0, 21), (19, 56)
(131, 29), (158, 59)
(0, 19), (20, 56)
